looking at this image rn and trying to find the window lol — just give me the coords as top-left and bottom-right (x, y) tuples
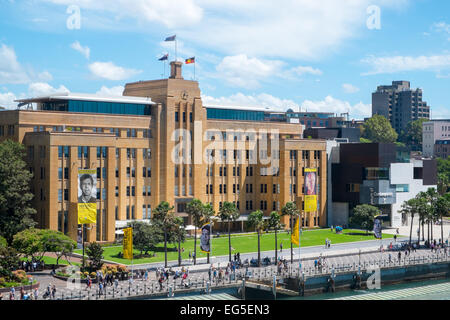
(175, 112), (179, 122)
(346, 184), (360, 192)
(64, 189), (69, 201)
(40, 167), (45, 180)
(64, 167), (69, 179)
(115, 186), (119, 197)
(58, 168), (63, 180)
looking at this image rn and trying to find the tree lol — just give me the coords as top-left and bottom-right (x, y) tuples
(247, 210), (265, 267)
(281, 202), (300, 264)
(399, 118), (428, 150)
(218, 202), (240, 262)
(12, 228), (45, 262)
(86, 242), (104, 271)
(435, 193), (450, 245)
(127, 221), (161, 257)
(399, 198), (422, 246)
(0, 246), (20, 278)
(41, 229), (76, 266)
(186, 199), (204, 265)
(0, 236), (6, 248)
(0, 140), (36, 245)
(362, 115), (398, 143)
(349, 204), (380, 234)
(171, 217), (186, 267)
(437, 157), (450, 195)
(152, 201), (176, 268)
(267, 211), (282, 265)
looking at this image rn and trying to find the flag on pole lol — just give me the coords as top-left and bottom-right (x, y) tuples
(291, 217), (300, 246)
(185, 57), (195, 64)
(165, 35), (176, 41)
(158, 53), (169, 61)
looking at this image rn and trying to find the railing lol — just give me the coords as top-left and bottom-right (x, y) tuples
(24, 250), (449, 300)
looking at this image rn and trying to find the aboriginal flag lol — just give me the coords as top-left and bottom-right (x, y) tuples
(185, 57), (195, 64)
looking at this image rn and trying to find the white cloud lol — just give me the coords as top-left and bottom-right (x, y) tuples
(88, 61), (142, 81)
(0, 44), (54, 84)
(203, 92), (371, 119)
(0, 91), (17, 109)
(28, 82), (70, 96)
(290, 66), (323, 76)
(301, 96), (371, 119)
(70, 41), (90, 59)
(39, 0), (407, 60)
(0, 44), (30, 84)
(215, 54), (284, 88)
(342, 83), (360, 94)
(203, 92), (299, 112)
(433, 22), (450, 41)
(361, 54), (450, 75)
(43, 0), (203, 29)
(96, 85), (124, 96)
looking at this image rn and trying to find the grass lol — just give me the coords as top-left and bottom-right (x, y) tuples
(20, 256), (81, 267)
(74, 228), (396, 265)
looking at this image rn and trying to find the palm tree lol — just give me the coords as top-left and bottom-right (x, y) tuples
(186, 199), (204, 265)
(218, 201), (240, 262)
(435, 194), (450, 245)
(172, 216), (186, 267)
(281, 202), (300, 264)
(400, 198), (421, 247)
(151, 201), (175, 268)
(425, 188), (439, 242)
(267, 211), (282, 264)
(247, 210), (265, 267)
(202, 203), (215, 264)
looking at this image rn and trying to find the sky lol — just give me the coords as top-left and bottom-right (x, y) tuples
(0, 0), (449, 120)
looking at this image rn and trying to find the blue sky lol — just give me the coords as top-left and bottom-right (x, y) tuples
(0, 0), (449, 119)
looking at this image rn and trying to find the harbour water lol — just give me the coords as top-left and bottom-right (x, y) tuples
(281, 278), (450, 300)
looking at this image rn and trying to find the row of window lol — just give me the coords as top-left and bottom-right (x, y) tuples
(56, 146), (152, 160)
(0, 125), (15, 136)
(290, 150), (321, 160)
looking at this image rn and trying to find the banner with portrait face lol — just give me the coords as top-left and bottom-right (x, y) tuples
(77, 169), (97, 224)
(200, 223), (211, 253)
(373, 217), (382, 239)
(304, 168), (317, 212)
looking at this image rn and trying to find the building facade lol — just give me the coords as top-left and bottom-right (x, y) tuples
(372, 81), (430, 133)
(332, 143), (437, 228)
(423, 120), (450, 157)
(1, 61), (327, 243)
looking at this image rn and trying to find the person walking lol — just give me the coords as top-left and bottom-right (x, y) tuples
(33, 288), (39, 300)
(398, 251), (402, 263)
(280, 242), (283, 252)
(51, 284), (56, 300)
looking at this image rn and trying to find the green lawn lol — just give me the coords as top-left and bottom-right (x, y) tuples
(20, 256), (81, 267)
(74, 229), (396, 265)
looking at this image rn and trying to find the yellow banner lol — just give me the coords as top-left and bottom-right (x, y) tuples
(78, 169), (97, 224)
(291, 217), (299, 246)
(304, 168), (317, 212)
(77, 203), (97, 224)
(123, 227), (133, 260)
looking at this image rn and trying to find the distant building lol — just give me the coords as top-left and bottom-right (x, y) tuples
(423, 119), (450, 157)
(372, 81), (430, 133)
(284, 111), (346, 128)
(434, 139), (450, 159)
(331, 143), (437, 228)
(303, 127), (361, 143)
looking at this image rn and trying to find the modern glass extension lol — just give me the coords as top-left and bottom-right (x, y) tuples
(41, 100), (151, 116)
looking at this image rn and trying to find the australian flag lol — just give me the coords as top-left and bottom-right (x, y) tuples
(158, 53), (169, 61)
(164, 35), (176, 41)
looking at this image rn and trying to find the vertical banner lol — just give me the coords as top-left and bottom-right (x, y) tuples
(77, 169), (97, 224)
(200, 223), (211, 253)
(291, 217), (299, 246)
(123, 227), (133, 259)
(304, 168), (317, 212)
(373, 216), (382, 239)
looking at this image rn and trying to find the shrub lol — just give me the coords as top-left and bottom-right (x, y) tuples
(90, 272), (97, 278)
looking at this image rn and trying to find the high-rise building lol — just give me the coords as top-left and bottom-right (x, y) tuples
(0, 61), (327, 243)
(372, 81), (430, 133)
